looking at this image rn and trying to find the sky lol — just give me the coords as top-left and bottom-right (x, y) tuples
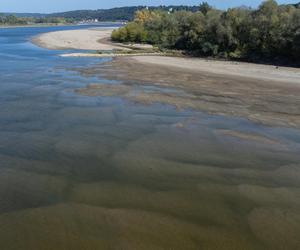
(0, 0), (295, 13)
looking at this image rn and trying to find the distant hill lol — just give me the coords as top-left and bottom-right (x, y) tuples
(1, 6), (199, 22)
(45, 2), (300, 21)
(48, 6), (200, 21)
(1, 13), (46, 18)
(48, 7), (140, 21)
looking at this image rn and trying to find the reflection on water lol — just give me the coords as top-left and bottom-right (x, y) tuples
(0, 25), (300, 250)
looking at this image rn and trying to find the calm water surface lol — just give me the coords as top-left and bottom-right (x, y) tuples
(0, 25), (300, 250)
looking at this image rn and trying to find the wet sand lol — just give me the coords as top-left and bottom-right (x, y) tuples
(133, 56), (300, 84)
(77, 56), (300, 128)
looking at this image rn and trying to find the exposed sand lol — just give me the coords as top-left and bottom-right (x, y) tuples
(133, 56), (300, 84)
(32, 28), (126, 50)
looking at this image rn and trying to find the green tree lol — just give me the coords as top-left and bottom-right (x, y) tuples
(199, 2), (212, 15)
(111, 0), (300, 64)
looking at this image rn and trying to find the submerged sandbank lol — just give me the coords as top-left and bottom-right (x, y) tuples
(76, 56), (300, 128)
(2, 26), (300, 250)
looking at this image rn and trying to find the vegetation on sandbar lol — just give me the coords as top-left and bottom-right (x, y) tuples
(112, 0), (300, 64)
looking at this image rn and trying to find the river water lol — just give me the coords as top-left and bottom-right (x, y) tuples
(0, 25), (300, 250)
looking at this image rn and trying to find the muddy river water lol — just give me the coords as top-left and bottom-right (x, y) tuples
(0, 25), (300, 250)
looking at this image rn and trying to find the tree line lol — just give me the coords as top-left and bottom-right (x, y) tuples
(0, 14), (73, 25)
(111, 0), (300, 65)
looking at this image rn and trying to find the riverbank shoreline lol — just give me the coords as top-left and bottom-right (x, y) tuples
(31, 28), (300, 76)
(31, 28), (300, 128)
(32, 28), (126, 50)
(32, 27), (299, 66)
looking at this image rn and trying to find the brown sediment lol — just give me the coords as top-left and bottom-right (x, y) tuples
(248, 208), (300, 250)
(76, 56), (300, 128)
(75, 83), (197, 110)
(0, 202), (264, 250)
(1, 113), (299, 249)
(215, 130), (281, 145)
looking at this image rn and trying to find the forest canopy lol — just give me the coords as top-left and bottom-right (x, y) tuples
(111, 0), (300, 64)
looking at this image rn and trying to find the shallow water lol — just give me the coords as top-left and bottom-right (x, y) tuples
(0, 25), (300, 250)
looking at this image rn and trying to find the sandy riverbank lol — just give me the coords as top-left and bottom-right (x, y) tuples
(132, 56), (300, 84)
(32, 27), (299, 79)
(33, 28), (300, 84)
(32, 28), (126, 50)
